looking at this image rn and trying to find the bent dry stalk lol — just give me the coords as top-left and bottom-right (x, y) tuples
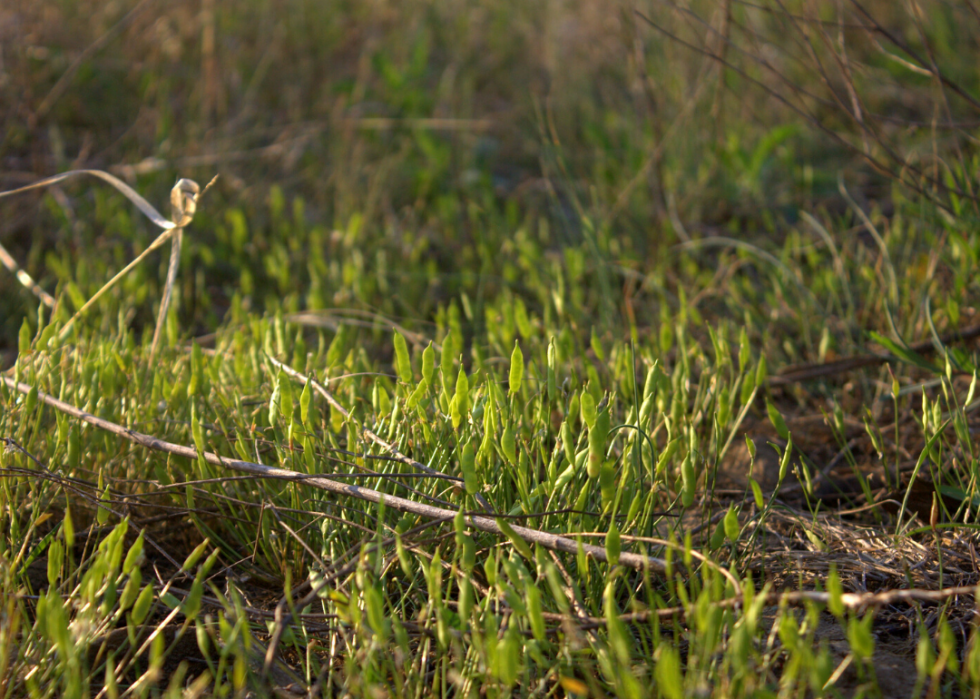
(150, 179), (200, 359)
(0, 170), (209, 347)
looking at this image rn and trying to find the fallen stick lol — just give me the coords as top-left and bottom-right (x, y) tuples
(1, 375), (666, 574)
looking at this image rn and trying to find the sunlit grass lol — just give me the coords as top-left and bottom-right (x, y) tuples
(3, 0), (980, 696)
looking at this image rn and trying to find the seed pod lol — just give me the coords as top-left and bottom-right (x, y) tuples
(501, 424), (517, 465)
(462, 535), (476, 571)
(300, 380), (312, 426)
(131, 584), (155, 625)
(681, 453), (696, 507)
(587, 408), (610, 478)
(580, 391), (597, 429)
(458, 577), (473, 625)
(67, 425), (80, 470)
(547, 338), (557, 402)
(455, 366), (469, 416)
(25, 384), (38, 416)
(407, 379), (427, 409)
(605, 522), (621, 567)
(508, 341), (524, 396)
(422, 342), (435, 385)
(599, 462), (616, 505)
(561, 421), (576, 468)
(182, 539), (210, 573)
(525, 580), (545, 642)
(393, 333), (412, 384)
(724, 506), (740, 543)
(778, 436), (793, 483)
(450, 393), (462, 430)
(460, 442), (478, 494)
(119, 569), (142, 612)
(47, 540), (64, 585)
(123, 530), (145, 574)
(441, 338), (456, 396)
(187, 342), (204, 398)
(18, 318), (31, 354)
(268, 372), (282, 425)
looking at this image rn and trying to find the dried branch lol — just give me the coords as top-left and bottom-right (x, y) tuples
(0, 375), (666, 576)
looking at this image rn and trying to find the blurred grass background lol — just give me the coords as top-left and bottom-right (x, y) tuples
(4, 0), (977, 354)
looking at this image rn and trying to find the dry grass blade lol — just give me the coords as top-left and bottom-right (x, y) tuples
(0, 170), (210, 345)
(149, 179), (202, 358)
(0, 241), (56, 308)
(0, 170), (178, 228)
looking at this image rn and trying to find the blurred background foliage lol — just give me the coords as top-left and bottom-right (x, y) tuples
(1, 0), (979, 359)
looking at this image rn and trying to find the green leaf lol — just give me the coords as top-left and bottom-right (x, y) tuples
(18, 318), (31, 355)
(827, 564), (844, 618)
(182, 539), (210, 573)
(67, 426), (80, 470)
(525, 580), (545, 642)
(131, 584), (155, 625)
(561, 421), (576, 468)
(590, 327), (604, 361)
(300, 380), (312, 426)
(187, 342), (204, 398)
(97, 485), (111, 525)
(47, 540), (64, 586)
(655, 645), (684, 699)
(738, 327), (750, 372)
(724, 506), (739, 543)
(749, 477), (764, 509)
(119, 569), (142, 612)
(766, 399), (789, 441)
(497, 518), (533, 562)
(303, 435), (317, 471)
(123, 530), (145, 574)
(870, 331), (939, 372)
(681, 454), (696, 508)
(847, 613), (875, 661)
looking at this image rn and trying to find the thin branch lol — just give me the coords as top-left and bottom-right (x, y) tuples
(0, 375), (666, 576)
